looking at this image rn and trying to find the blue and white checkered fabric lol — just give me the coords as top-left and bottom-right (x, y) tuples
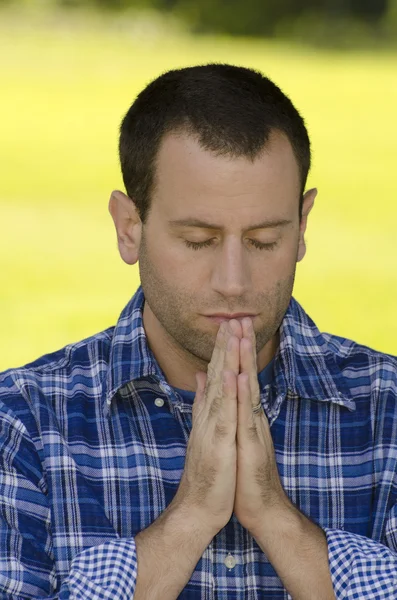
(1, 285), (396, 598)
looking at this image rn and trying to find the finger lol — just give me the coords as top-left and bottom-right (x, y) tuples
(240, 317), (259, 408)
(207, 320), (239, 387)
(192, 371), (208, 423)
(204, 320), (240, 423)
(237, 372), (257, 442)
(203, 321), (236, 416)
(194, 371), (207, 402)
(227, 318), (243, 339)
(241, 317), (256, 353)
(224, 330), (240, 377)
(240, 335), (260, 411)
(204, 321), (228, 399)
(213, 368), (237, 429)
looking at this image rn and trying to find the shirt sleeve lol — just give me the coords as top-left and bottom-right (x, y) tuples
(61, 538), (137, 599)
(324, 504), (397, 599)
(0, 393), (138, 600)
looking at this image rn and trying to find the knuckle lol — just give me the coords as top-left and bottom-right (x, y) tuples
(180, 468), (217, 506)
(247, 424), (258, 441)
(208, 394), (222, 418)
(196, 467), (217, 490)
(214, 421), (229, 439)
(205, 379), (219, 401)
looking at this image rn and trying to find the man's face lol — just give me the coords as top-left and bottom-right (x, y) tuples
(138, 130), (307, 365)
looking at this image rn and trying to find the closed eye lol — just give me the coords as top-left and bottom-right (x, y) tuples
(184, 239), (278, 251)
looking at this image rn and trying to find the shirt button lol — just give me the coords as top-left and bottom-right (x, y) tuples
(154, 398), (165, 407)
(224, 554), (236, 569)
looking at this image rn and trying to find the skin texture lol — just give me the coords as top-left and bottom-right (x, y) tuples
(110, 128), (335, 599)
(109, 129), (316, 390)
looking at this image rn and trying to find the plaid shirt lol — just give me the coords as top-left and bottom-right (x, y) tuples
(1, 285), (396, 599)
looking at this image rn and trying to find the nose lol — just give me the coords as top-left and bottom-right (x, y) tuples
(210, 237), (250, 297)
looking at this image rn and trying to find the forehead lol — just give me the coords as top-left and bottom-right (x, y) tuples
(151, 130), (301, 225)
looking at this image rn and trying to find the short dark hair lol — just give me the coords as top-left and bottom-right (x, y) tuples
(119, 64), (311, 224)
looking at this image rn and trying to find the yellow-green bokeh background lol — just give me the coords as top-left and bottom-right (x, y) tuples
(1, 11), (396, 370)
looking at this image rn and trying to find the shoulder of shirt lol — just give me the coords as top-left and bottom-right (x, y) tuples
(0, 326), (115, 400)
(281, 298), (397, 408)
(321, 330), (396, 366)
(320, 330), (397, 399)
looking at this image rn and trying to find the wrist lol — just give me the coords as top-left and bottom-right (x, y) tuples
(251, 499), (325, 558)
(249, 501), (334, 600)
(134, 500), (216, 599)
(166, 499), (220, 543)
(245, 491), (295, 539)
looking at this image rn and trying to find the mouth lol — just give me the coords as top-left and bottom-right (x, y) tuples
(204, 314), (257, 324)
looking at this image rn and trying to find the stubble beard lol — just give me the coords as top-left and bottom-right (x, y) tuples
(138, 233), (296, 366)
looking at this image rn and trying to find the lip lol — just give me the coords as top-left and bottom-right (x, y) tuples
(205, 313), (257, 323)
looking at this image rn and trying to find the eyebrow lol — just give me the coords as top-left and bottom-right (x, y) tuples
(168, 217), (293, 231)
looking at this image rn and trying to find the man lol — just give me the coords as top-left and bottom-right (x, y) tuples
(0, 64), (396, 599)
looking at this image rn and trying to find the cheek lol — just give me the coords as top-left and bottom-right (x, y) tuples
(253, 244), (298, 279)
(151, 239), (206, 280)
(248, 255), (297, 297)
(274, 236), (300, 269)
(279, 246), (299, 271)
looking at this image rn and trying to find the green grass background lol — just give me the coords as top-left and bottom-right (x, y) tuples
(1, 11), (396, 370)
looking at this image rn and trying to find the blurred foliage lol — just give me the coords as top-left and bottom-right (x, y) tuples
(169, 0), (390, 39)
(1, 0), (396, 47)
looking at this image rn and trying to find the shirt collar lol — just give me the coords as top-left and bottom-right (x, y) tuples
(272, 297), (356, 411)
(102, 286), (163, 417)
(102, 287), (355, 417)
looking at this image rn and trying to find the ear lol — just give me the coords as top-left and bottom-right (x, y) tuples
(297, 187), (317, 262)
(108, 190), (142, 265)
